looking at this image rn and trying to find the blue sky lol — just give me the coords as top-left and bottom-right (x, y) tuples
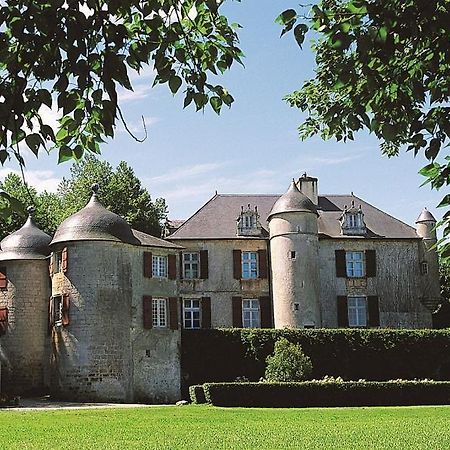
(0, 1), (443, 227)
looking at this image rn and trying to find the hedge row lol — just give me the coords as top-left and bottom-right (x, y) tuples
(181, 329), (450, 391)
(192, 381), (450, 407)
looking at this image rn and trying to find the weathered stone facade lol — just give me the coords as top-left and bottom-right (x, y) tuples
(0, 174), (442, 401)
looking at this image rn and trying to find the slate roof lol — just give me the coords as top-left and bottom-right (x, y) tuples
(168, 194), (419, 240)
(132, 229), (183, 249)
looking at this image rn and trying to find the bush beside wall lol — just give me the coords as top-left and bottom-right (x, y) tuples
(181, 329), (450, 391)
(200, 381), (450, 407)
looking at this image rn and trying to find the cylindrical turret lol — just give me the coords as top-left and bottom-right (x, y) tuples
(415, 208), (441, 312)
(268, 181), (320, 328)
(0, 207), (51, 394)
(49, 185), (136, 402)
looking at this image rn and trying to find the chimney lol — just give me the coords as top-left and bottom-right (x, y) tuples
(296, 173), (318, 205)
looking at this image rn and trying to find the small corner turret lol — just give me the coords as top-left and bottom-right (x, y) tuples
(415, 207), (437, 241)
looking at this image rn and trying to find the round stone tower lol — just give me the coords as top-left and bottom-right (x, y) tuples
(0, 207), (51, 394)
(49, 184), (140, 402)
(268, 181), (320, 328)
(415, 208), (441, 312)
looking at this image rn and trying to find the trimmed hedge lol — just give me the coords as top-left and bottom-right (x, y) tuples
(181, 329), (450, 392)
(189, 385), (207, 404)
(199, 381), (450, 407)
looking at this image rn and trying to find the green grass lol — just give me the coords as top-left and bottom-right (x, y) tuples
(0, 405), (449, 449)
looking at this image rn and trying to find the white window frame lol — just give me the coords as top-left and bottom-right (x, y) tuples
(241, 214), (256, 229)
(242, 299), (260, 328)
(346, 251), (364, 278)
(152, 298), (167, 328)
(347, 296), (367, 327)
(152, 255), (167, 278)
(242, 251), (258, 279)
(183, 298), (201, 329)
(183, 252), (199, 279)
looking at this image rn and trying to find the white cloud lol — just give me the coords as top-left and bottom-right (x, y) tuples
(116, 116), (160, 135)
(0, 168), (60, 193)
(148, 162), (229, 185)
(118, 83), (153, 103)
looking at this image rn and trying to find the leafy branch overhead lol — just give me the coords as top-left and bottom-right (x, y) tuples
(278, 0), (450, 258)
(0, 0), (242, 167)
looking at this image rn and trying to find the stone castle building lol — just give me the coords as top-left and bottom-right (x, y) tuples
(0, 175), (442, 402)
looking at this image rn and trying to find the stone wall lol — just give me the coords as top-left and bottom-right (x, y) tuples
(175, 239), (270, 327)
(319, 238), (432, 328)
(0, 259), (50, 394)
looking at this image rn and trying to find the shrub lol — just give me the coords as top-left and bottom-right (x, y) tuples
(189, 385), (207, 404)
(202, 380), (450, 407)
(265, 338), (312, 382)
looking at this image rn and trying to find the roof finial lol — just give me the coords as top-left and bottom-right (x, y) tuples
(27, 205), (36, 217)
(91, 183), (99, 194)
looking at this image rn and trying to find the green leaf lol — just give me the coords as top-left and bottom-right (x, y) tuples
(210, 96), (222, 115)
(25, 133), (43, 156)
(169, 76), (182, 94)
(0, 149), (8, 165)
(58, 146), (73, 164)
(275, 9), (297, 26)
(293, 24), (308, 48)
(425, 138), (441, 161)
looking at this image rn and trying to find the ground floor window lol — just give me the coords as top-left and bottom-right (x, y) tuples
(184, 298), (201, 329)
(242, 299), (260, 328)
(347, 296), (367, 327)
(152, 298), (167, 328)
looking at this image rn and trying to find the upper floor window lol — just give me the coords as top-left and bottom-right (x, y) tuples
(54, 251), (63, 273)
(340, 201), (366, 236)
(236, 204), (261, 236)
(183, 252), (199, 279)
(242, 251), (258, 279)
(242, 299), (260, 328)
(347, 296), (367, 327)
(346, 251), (364, 277)
(152, 255), (167, 278)
(152, 298), (167, 328)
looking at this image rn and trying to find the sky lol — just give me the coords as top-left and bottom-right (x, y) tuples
(0, 1), (444, 228)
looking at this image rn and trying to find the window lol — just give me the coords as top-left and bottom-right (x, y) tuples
(289, 251), (297, 260)
(236, 205), (261, 236)
(184, 299), (201, 329)
(152, 255), (167, 278)
(152, 298), (167, 328)
(347, 297), (367, 327)
(242, 214), (256, 229)
(53, 296), (63, 327)
(242, 299), (260, 328)
(54, 251), (63, 273)
(183, 252), (199, 279)
(421, 261), (429, 275)
(242, 251), (258, 279)
(348, 214), (358, 228)
(346, 251), (364, 277)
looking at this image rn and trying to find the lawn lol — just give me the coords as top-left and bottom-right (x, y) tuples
(0, 405), (449, 449)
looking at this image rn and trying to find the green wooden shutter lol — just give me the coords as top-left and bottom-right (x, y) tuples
(259, 296), (272, 328)
(169, 297), (179, 330)
(143, 296), (153, 329)
(258, 249), (268, 279)
(143, 252), (152, 278)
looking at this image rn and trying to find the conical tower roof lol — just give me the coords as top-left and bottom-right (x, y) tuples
(50, 184), (140, 246)
(268, 180), (318, 220)
(416, 207), (436, 224)
(0, 207), (52, 261)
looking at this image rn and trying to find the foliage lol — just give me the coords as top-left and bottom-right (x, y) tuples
(58, 155), (167, 236)
(0, 173), (62, 239)
(201, 380), (450, 407)
(277, 0), (450, 258)
(0, 0), (242, 170)
(189, 385), (207, 404)
(434, 262), (450, 327)
(1, 406), (450, 449)
(264, 337), (312, 382)
(181, 329), (450, 390)
(0, 156), (167, 239)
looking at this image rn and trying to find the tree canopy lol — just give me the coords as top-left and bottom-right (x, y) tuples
(278, 0), (450, 255)
(0, 0), (241, 167)
(0, 156), (167, 240)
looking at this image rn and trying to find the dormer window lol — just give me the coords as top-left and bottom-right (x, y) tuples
(237, 204), (261, 236)
(340, 201), (366, 236)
